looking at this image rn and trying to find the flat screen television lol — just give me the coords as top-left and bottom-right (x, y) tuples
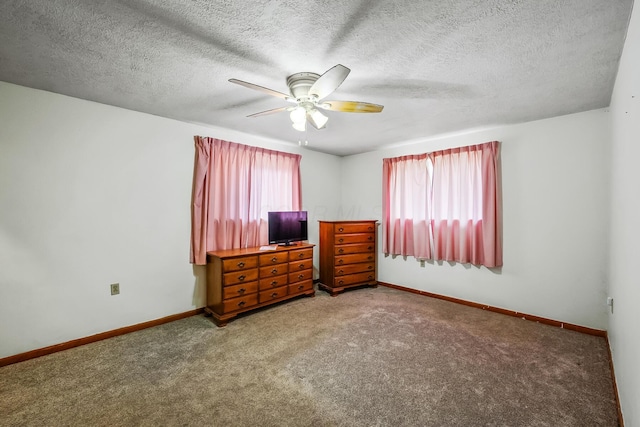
(268, 211), (308, 246)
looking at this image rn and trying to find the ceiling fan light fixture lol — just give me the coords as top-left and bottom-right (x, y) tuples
(307, 108), (328, 129)
(290, 106), (306, 124)
(292, 120), (306, 132)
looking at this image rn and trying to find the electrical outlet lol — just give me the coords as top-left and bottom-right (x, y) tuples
(110, 283), (120, 296)
(606, 296), (613, 314)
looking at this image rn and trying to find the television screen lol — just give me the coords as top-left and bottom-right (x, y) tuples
(268, 211), (308, 246)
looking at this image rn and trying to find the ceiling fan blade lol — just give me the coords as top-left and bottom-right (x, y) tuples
(247, 106), (290, 117)
(308, 64), (350, 100)
(319, 100), (384, 113)
(229, 78), (292, 100)
(306, 109), (328, 130)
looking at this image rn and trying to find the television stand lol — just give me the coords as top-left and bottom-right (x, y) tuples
(205, 243), (315, 326)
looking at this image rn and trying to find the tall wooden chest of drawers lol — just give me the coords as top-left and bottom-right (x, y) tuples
(205, 243), (315, 326)
(318, 220), (378, 296)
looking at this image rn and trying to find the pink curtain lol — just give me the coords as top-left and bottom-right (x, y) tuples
(382, 154), (433, 259)
(382, 141), (502, 267)
(190, 137), (302, 265)
(429, 141), (502, 267)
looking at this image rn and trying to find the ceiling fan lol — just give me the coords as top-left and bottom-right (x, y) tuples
(229, 64), (383, 132)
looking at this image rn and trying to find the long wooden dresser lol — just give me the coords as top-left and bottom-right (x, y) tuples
(318, 220), (378, 296)
(205, 243), (315, 326)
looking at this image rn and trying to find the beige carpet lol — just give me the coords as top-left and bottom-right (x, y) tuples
(0, 286), (618, 426)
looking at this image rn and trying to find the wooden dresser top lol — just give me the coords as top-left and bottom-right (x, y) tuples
(206, 242), (315, 259)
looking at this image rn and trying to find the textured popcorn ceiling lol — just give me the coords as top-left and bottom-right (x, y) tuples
(0, 0), (634, 156)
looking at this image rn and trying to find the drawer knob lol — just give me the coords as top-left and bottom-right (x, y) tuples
(237, 262), (245, 268)
(298, 274), (304, 279)
(338, 248), (344, 254)
(238, 275), (246, 281)
(338, 238), (344, 243)
(238, 288), (246, 294)
(368, 265), (373, 270)
(338, 259), (344, 264)
(271, 280), (278, 286)
(271, 257), (278, 263)
(298, 253), (304, 258)
(298, 264), (305, 269)
(298, 285), (304, 290)
(368, 236), (373, 241)
(271, 292), (278, 298)
(368, 226), (373, 230)
(238, 301), (246, 307)
(368, 275), (373, 280)
(271, 268), (278, 275)
(367, 246), (373, 250)
(338, 227), (344, 232)
(367, 256), (373, 260)
(338, 270), (344, 274)
(338, 280), (344, 285)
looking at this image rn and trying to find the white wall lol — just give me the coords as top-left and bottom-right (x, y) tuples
(340, 109), (611, 330)
(608, 1), (640, 425)
(0, 82), (342, 358)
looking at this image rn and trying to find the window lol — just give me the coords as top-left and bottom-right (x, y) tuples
(382, 141), (502, 267)
(190, 137), (301, 265)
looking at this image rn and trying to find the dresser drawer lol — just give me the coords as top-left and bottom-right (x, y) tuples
(259, 252), (289, 265)
(259, 264), (288, 277)
(222, 294), (258, 312)
(335, 253), (376, 265)
(334, 271), (376, 287)
(289, 280), (313, 294)
(223, 269), (259, 286)
(259, 287), (288, 303)
(334, 243), (375, 255)
(335, 263), (375, 276)
(223, 282), (258, 300)
(289, 259), (313, 272)
(289, 247), (313, 261)
(259, 274), (288, 290)
(222, 256), (258, 272)
(334, 223), (376, 234)
(334, 233), (375, 244)
(289, 269), (312, 283)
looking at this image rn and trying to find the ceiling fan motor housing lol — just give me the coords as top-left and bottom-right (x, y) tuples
(286, 72), (320, 99)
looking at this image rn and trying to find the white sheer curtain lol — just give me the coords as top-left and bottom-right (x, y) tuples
(382, 154), (433, 260)
(429, 142), (501, 266)
(382, 141), (502, 267)
(190, 137), (301, 265)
